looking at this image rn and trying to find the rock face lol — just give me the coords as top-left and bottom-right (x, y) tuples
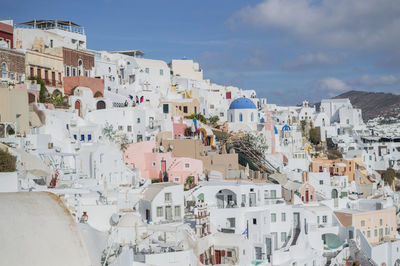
(333, 90), (400, 121)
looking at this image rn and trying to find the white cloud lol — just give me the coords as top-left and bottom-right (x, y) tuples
(348, 74), (398, 86)
(231, 0), (400, 51)
(314, 77), (351, 97)
(283, 52), (342, 69)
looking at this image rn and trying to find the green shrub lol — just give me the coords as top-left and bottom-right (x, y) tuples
(0, 149), (16, 172)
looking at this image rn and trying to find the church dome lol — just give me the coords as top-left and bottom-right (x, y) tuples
(282, 124), (291, 131)
(229, 97), (257, 110)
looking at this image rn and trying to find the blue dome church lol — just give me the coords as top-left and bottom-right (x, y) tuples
(227, 97), (258, 132)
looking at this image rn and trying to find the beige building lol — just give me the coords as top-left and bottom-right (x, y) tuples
(25, 46), (63, 94)
(161, 98), (200, 117)
(157, 137), (239, 178)
(0, 85), (30, 135)
(334, 207), (397, 245)
(169, 59), (203, 81)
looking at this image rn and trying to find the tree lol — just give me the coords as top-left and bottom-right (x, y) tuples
(29, 76), (47, 103)
(309, 127), (321, 145)
(185, 176), (195, 190)
(0, 149), (16, 172)
(185, 114), (207, 124)
(208, 116), (219, 127)
(382, 168), (396, 187)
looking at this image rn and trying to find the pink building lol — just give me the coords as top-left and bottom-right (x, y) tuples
(299, 171), (315, 203)
(172, 117), (187, 139)
(124, 140), (203, 186)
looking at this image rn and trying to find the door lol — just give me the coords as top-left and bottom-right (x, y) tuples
(145, 209), (150, 221)
(305, 190), (309, 202)
(249, 193), (256, 207)
(75, 101), (81, 116)
(215, 250), (221, 264)
(52, 71), (56, 86)
(293, 213), (300, 229)
(265, 238), (272, 257)
(96, 101), (106, 110)
(165, 206), (172, 221)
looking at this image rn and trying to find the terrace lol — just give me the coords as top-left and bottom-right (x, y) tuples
(16, 20), (85, 35)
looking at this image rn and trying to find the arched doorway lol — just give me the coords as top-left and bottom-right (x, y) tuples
(74, 101), (81, 116)
(96, 100), (106, 110)
(216, 189), (237, 208)
(331, 189), (338, 199)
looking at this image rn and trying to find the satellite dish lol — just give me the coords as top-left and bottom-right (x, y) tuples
(159, 146), (165, 152)
(110, 213), (119, 226)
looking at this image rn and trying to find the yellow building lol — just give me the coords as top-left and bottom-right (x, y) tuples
(25, 47), (63, 94)
(335, 207), (397, 245)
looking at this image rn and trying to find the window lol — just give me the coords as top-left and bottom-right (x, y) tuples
(253, 218), (257, 225)
(183, 106), (188, 113)
(174, 206), (181, 217)
(80, 134), (85, 141)
(270, 190), (276, 199)
(165, 193), (171, 202)
(1, 63), (7, 78)
(73, 134), (77, 140)
(137, 118), (141, 124)
(322, 215), (327, 223)
(281, 213), (286, 222)
(271, 213), (276, 223)
(30, 67), (34, 77)
(319, 180), (324, 185)
(241, 194), (246, 205)
(160, 69), (164, 76)
(385, 227), (390, 235)
(145, 67), (149, 73)
(255, 247), (262, 260)
(251, 112), (254, 122)
(157, 207), (163, 217)
(163, 104), (169, 114)
(37, 68), (41, 78)
(50, 39), (53, 48)
(367, 230), (371, 238)
(227, 251), (232, 257)
(118, 125), (123, 131)
(374, 229), (377, 237)
(72, 68), (77, 76)
(184, 163), (190, 168)
(361, 220), (365, 227)
(380, 219), (383, 226)
(127, 125), (132, 132)
(239, 113), (243, 122)
(281, 232), (287, 242)
(210, 104), (214, 109)
(88, 134), (92, 141)
(152, 162), (156, 167)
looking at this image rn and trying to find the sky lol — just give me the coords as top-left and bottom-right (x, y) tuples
(2, 0), (400, 105)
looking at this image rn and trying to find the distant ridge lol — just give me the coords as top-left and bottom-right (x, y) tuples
(332, 90), (400, 121)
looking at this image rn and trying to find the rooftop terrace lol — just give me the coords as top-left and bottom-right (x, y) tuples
(16, 20), (85, 35)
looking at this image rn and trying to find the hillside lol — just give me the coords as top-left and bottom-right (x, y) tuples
(332, 90), (400, 121)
